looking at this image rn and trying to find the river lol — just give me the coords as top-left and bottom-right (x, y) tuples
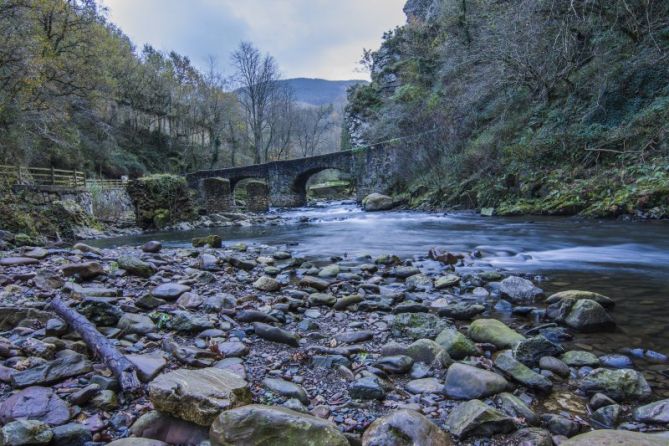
(89, 200), (669, 391)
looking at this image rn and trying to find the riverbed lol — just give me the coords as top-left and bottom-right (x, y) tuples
(88, 201), (669, 377)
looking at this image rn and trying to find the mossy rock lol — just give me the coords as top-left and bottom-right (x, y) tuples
(468, 319), (525, 349)
(192, 235), (222, 248)
(210, 405), (349, 446)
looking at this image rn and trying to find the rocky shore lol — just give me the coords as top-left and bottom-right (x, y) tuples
(0, 238), (668, 445)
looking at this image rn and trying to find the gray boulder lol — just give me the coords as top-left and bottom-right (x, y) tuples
(148, 368), (252, 426)
(444, 363), (509, 400)
(0, 420), (52, 445)
(445, 399), (515, 439)
(210, 405), (349, 446)
(362, 193), (393, 211)
(561, 430), (668, 446)
(634, 398), (669, 424)
(578, 368), (652, 401)
(362, 409), (452, 445)
(500, 276), (543, 303)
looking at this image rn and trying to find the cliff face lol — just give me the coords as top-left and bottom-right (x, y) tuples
(346, 0), (669, 218)
(403, 0), (444, 24)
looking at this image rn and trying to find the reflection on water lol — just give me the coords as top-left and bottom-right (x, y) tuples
(89, 201), (669, 355)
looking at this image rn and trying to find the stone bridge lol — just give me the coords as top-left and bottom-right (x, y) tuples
(186, 145), (402, 209)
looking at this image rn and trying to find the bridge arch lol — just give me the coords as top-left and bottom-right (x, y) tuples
(187, 145), (402, 209)
(292, 167), (352, 201)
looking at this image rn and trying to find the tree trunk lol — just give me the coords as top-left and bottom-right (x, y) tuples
(49, 297), (141, 393)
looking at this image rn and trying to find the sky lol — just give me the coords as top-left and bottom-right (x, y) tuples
(102, 0), (407, 81)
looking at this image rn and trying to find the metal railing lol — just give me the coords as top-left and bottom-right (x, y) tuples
(0, 165), (86, 188)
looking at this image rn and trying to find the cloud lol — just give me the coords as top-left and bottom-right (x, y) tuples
(101, 0), (406, 80)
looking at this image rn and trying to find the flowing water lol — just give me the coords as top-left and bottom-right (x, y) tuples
(90, 201), (669, 389)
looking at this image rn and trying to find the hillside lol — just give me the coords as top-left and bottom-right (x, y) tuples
(346, 0), (669, 219)
(280, 78), (367, 106)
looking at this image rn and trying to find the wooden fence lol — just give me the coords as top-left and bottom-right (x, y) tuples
(0, 165), (86, 188)
(85, 178), (129, 190)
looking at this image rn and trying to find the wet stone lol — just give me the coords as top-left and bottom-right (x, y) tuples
(253, 276), (281, 292)
(391, 313), (449, 340)
(350, 376), (386, 400)
(513, 335), (564, 367)
(374, 355), (414, 374)
(468, 319), (525, 349)
(0, 386), (71, 426)
(151, 283), (190, 300)
(210, 405), (349, 446)
(444, 363), (509, 400)
(494, 350), (553, 392)
(496, 392), (538, 426)
(11, 352), (92, 388)
(510, 427), (553, 446)
(591, 404), (620, 428)
(253, 322), (300, 347)
(335, 331), (373, 344)
(445, 399), (515, 439)
(148, 367), (252, 426)
(500, 276), (544, 303)
(539, 356), (570, 378)
(50, 423), (91, 446)
(126, 353), (167, 382)
(263, 378), (309, 404)
(435, 327), (479, 360)
(599, 353), (633, 369)
(561, 350), (600, 367)
(362, 409), (452, 445)
(634, 398), (669, 424)
(0, 420), (53, 446)
(541, 413), (582, 437)
(578, 368), (652, 401)
(437, 303), (485, 320)
(405, 378), (443, 394)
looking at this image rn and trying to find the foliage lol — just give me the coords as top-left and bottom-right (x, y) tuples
(0, 0), (249, 175)
(348, 0), (669, 218)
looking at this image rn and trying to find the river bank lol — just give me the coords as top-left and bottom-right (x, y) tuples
(0, 217), (668, 444)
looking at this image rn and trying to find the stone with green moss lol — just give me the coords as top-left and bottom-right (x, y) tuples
(118, 256), (156, 278)
(391, 313), (449, 340)
(578, 368), (652, 401)
(192, 235), (222, 248)
(210, 404), (349, 446)
(148, 368), (251, 426)
(435, 327), (479, 359)
(468, 319), (525, 349)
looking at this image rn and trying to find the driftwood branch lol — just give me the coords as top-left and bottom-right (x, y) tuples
(49, 296), (141, 393)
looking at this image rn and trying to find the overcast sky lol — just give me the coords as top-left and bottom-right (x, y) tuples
(102, 0), (406, 80)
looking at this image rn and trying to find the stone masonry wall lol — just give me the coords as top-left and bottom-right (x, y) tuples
(245, 181), (270, 212)
(201, 177), (234, 213)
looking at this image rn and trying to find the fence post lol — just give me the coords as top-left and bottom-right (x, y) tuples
(16, 165), (21, 184)
(51, 166), (56, 186)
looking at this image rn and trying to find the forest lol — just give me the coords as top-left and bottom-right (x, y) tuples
(347, 0), (669, 217)
(0, 0), (342, 178)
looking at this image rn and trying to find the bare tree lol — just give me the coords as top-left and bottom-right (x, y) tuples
(231, 41), (281, 164)
(295, 104), (334, 157)
(266, 84), (295, 161)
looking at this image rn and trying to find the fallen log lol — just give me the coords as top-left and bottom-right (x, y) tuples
(49, 296), (141, 393)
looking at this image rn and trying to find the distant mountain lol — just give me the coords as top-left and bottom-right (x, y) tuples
(279, 78), (368, 106)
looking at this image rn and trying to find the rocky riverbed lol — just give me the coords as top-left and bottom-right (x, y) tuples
(0, 238), (668, 445)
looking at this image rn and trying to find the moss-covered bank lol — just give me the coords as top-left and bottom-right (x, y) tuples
(0, 192), (100, 244)
(399, 158), (669, 219)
